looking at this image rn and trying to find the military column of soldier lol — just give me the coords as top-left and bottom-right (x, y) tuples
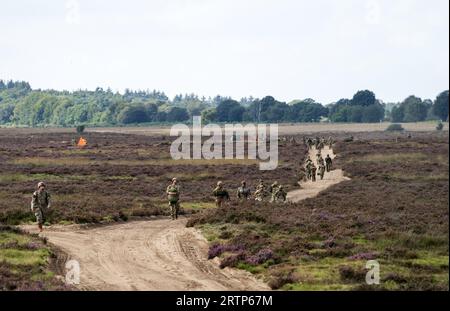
(30, 136), (336, 228)
(300, 136), (334, 183)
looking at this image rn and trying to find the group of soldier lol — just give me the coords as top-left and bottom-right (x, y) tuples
(300, 154), (333, 182)
(165, 178), (288, 220)
(304, 136), (334, 150)
(212, 179), (288, 209)
(30, 135), (337, 227)
(29, 177), (289, 228)
(298, 136), (335, 183)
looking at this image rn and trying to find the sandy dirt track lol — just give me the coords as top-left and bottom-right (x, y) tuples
(287, 146), (350, 202)
(22, 218), (269, 291)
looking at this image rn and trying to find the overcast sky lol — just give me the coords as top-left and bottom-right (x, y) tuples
(0, 0), (448, 104)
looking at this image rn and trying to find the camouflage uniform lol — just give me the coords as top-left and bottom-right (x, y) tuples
(273, 186), (287, 203)
(305, 160), (312, 180)
(166, 182), (180, 220)
(310, 164), (317, 182)
(318, 163), (325, 180)
(254, 181), (267, 201)
(325, 155), (332, 172)
(269, 182), (279, 202)
(31, 188), (51, 226)
(318, 156), (325, 166)
(237, 182), (251, 200)
(306, 138), (313, 149)
(213, 182), (230, 208)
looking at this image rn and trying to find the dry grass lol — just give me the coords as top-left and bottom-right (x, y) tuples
(11, 157), (259, 167)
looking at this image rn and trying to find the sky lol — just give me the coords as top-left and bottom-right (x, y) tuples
(0, 0), (448, 104)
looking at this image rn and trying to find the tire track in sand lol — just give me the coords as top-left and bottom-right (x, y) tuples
(21, 218), (269, 290)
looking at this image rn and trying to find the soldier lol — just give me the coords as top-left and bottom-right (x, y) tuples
(254, 180), (266, 201)
(310, 164), (317, 182)
(327, 136), (334, 147)
(166, 178), (180, 220)
(318, 137), (325, 150)
(31, 182), (51, 232)
(305, 155), (313, 164)
(325, 154), (333, 172)
(306, 138), (313, 149)
(237, 181), (251, 200)
(269, 181), (279, 202)
(213, 181), (230, 208)
(305, 161), (312, 180)
(316, 150), (322, 162)
(318, 163), (326, 180)
(318, 155), (325, 166)
(269, 181), (278, 192)
(274, 185), (287, 203)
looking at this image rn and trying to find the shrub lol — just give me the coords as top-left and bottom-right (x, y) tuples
(338, 265), (366, 282)
(245, 248), (274, 265)
(436, 121), (444, 131)
(207, 243), (243, 259)
(386, 123), (404, 132)
(268, 270), (300, 289)
(76, 125), (85, 134)
(219, 252), (245, 269)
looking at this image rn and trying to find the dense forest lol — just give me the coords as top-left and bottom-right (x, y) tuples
(0, 79), (448, 127)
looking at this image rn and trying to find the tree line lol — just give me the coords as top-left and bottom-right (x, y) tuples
(0, 79), (448, 127)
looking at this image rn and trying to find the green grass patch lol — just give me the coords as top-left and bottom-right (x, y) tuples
(0, 248), (50, 266)
(0, 232), (31, 246)
(283, 282), (353, 291)
(182, 202), (216, 211)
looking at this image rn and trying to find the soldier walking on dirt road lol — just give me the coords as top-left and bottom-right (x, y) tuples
(31, 182), (51, 232)
(310, 164), (317, 182)
(166, 178), (180, 220)
(213, 181), (230, 208)
(325, 154), (333, 172)
(318, 163), (326, 180)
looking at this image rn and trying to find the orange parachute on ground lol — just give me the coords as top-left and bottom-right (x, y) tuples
(77, 137), (87, 148)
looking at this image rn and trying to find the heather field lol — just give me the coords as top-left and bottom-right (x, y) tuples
(0, 129), (303, 224)
(188, 131), (449, 290)
(0, 225), (71, 290)
(0, 128), (448, 290)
